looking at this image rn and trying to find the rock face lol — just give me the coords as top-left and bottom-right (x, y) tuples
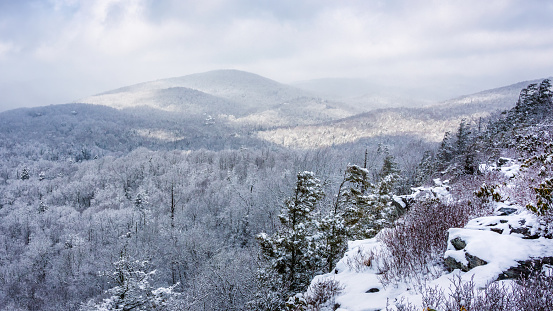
(450, 237), (466, 250)
(443, 209), (553, 279)
(444, 237), (488, 272)
(391, 195), (413, 213)
(498, 257), (553, 280)
(463, 210), (545, 239)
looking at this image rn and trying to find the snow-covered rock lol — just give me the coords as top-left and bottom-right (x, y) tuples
(478, 157), (520, 178)
(444, 207), (553, 280)
(308, 238), (409, 311)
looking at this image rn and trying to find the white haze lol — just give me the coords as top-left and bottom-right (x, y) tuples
(1, 0), (553, 111)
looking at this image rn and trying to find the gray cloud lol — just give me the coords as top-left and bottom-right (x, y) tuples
(1, 0), (552, 111)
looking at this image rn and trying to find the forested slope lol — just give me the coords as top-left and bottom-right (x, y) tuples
(0, 77), (551, 311)
(289, 79), (553, 310)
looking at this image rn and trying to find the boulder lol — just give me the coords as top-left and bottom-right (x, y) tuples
(444, 252), (488, 272)
(497, 257), (553, 280)
(450, 237), (466, 250)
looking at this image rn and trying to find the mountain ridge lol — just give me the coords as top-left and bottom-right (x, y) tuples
(80, 69), (357, 127)
(5, 70), (550, 150)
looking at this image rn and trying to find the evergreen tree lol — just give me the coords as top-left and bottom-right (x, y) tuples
(436, 131), (455, 172)
(537, 79), (552, 106)
(339, 165), (372, 238)
(455, 119), (471, 155)
(455, 120), (477, 175)
(378, 152), (401, 194)
(20, 168), (30, 180)
(414, 150), (435, 186)
(434, 120), (478, 177)
(317, 165), (370, 273)
(81, 255), (179, 311)
(257, 171), (324, 297)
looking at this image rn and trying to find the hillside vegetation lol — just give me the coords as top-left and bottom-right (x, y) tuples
(290, 79), (553, 311)
(0, 73), (551, 311)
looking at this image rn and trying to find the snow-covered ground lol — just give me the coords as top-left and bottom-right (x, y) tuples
(305, 165), (553, 311)
(309, 238), (405, 311)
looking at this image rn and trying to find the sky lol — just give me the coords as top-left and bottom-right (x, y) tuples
(1, 0), (553, 112)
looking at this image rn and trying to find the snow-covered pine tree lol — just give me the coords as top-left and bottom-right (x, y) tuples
(20, 167), (30, 180)
(317, 165), (371, 273)
(414, 150), (436, 186)
(436, 131), (455, 173)
(257, 171), (324, 297)
(80, 255), (180, 311)
(338, 165), (372, 239)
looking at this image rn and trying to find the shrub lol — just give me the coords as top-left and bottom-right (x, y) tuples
(285, 278), (343, 311)
(390, 272), (553, 311)
(377, 199), (484, 287)
(304, 279), (344, 311)
(344, 248), (376, 273)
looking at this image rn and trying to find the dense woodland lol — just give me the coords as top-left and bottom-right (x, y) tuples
(0, 79), (552, 310)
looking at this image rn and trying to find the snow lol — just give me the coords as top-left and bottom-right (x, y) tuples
(464, 209), (540, 237)
(445, 228), (548, 277)
(410, 184), (452, 203)
(310, 238), (409, 311)
(478, 157), (520, 178)
(306, 176), (553, 311)
(392, 195), (406, 208)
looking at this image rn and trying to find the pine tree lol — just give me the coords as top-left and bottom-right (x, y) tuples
(414, 150), (435, 186)
(454, 120), (477, 175)
(80, 255), (179, 311)
(434, 120), (479, 177)
(436, 131), (455, 172)
(455, 119), (471, 155)
(20, 168), (30, 180)
(257, 171), (324, 296)
(316, 165), (370, 273)
(380, 153), (400, 180)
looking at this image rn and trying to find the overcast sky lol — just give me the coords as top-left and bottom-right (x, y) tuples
(1, 0), (552, 112)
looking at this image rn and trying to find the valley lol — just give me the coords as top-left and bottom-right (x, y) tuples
(0, 70), (551, 311)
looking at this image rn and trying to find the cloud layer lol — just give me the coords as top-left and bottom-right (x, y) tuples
(1, 0), (553, 111)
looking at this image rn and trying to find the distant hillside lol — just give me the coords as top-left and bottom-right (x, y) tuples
(0, 103), (272, 159)
(9, 71), (549, 150)
(292, 77), (435, 110)
(428, 78), (549, 113)
(80, 70), (356, 128)
(258, 79), (547, 148)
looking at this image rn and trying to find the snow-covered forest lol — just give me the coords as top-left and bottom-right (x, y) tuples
(0, 73), (552, 311)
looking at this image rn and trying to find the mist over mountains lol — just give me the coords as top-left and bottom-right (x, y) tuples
(0, 69), (544, 173)
(3, 69), (542, 153)
(1, 70), (552, 311)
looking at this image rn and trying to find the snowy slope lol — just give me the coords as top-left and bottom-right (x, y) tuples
(304, 169), (553, 311)
(79, 70), (356, 127)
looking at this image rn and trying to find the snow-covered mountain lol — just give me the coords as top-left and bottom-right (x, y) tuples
(426, 78), (551, 115)
(4, 70), (549, 151)
(258, 79), (546, 148)
(80, 69), (356, 128)
(1, 72), (552, 311)
(292, 77), (433, 110)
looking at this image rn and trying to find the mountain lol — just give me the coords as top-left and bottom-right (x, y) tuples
(426, 78), (549, 114)
(1, 72), (551, 311)
(4, 71), (549, 152)
(80, 69), (357, 128)
(258, 79), (545, 148)
(0, 103), (273, 159)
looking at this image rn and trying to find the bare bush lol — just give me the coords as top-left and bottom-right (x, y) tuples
(513, 272), (553, 311)
(287, 279), (344, 311)
(304, 278), (344, 311)
(472, 281), (513, 311)
(390, 272), (553, 311)
(344, 248), (376, 272)
(377, 199), (479, 287)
